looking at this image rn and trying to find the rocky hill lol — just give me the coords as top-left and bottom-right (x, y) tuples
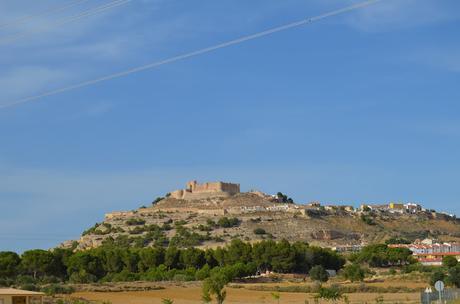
(62, 184), (460, 251)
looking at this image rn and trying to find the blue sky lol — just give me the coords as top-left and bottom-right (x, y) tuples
(1, 0), (460, 252)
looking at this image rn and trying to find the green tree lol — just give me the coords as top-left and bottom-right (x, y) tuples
(138, 247), (165, 272)
(443, 256), (458, 268)
(271, 239), (295, 273)
(66, 251), (105, 281)
(103, 248), (124, 273)
(21, 249), (54, 279)
(48, 248), (72, 279)
(430, 269), (446, 286)
(0, 252), (21, 278)
(180, 248), (206, 269)
(195, 264), (211, 281)
(355, 244), (414, 267)
(447, 264), (460, 288)
(342, 263), (365, 282)
(164, 247), (180, 269)
(224, 239), (252, 265)
(309, 265), (329, 283)
(202, 272), (228, 304)
(122, 249), (139, 273)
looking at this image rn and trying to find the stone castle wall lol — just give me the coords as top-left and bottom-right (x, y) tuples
(170, 180), (240, 200)
(187, 180), (240, 194)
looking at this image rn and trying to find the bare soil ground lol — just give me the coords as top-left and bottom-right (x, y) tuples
(73, 285), (420, 304)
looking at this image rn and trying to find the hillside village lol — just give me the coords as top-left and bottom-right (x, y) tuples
(63, 180), (460, 254)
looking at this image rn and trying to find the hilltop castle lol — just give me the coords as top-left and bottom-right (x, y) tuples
(169, 180), (240, 200)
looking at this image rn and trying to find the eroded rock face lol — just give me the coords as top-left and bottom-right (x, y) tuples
(311, 229), (344, 240)
(311, 230), (362, 241)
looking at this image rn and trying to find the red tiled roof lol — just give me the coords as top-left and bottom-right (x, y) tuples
(415, 252), (460, 257)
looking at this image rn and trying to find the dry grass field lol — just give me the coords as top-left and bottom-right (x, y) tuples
(73, 285), (421, 304)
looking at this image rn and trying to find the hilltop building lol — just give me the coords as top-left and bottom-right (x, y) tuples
(169, 180), (240, 200)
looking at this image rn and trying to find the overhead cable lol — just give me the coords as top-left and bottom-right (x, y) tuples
(0, 0), (381, 110)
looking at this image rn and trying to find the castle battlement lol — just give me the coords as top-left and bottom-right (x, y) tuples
(170, 180), (240, 200)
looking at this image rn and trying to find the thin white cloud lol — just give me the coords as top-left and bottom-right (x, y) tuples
(0, 0), (174, 104)
(0, 66), (72, 102)
(311, 0), (459, 32)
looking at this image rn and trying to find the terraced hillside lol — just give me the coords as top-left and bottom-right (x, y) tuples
(63, 192), (460, 250)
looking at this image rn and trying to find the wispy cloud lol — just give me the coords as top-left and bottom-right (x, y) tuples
(0, 0), (169, 104)
(311, 0), (460, 32)
(0, 66), (73, 101)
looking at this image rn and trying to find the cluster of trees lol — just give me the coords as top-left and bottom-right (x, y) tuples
(349, 244), (415, 267)
(197, 217), (240, 231)
(430, 256), (460, 288)
(275, 192), (294, 204)
(0, 239), (345, 287)
(11, 238), (460, 300)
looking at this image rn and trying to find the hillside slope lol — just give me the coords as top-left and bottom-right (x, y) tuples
(63, 192), (460, 250)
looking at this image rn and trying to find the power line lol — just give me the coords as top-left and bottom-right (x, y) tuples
(0, 0), (91, 30)
(0, 0), (132, 46)
(0, 234), (78, 241)
(0, 0), (382, 110)
(0, 237), (74, 241)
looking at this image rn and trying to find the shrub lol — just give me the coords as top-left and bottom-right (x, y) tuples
(69, 270), (97, 284)
(126, 218), (146, 226)
(41, 284), (75, 296)
(253, 228), (266, 235)
(361, 214), (376, 225)
(110, 270), (139, 282)
(309, 265), (329, 282)
(217, 217), (240, 228)
(385, 237), (411, 245)
(174, 220), (188, 226)
(195, 265), (211, 281)
(341, 264), (365, 282)
(316, 285), (342, 302)
(152, 197), (164, 205)
(129, 226), (146, 235)
(20, 283), (39, 292)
